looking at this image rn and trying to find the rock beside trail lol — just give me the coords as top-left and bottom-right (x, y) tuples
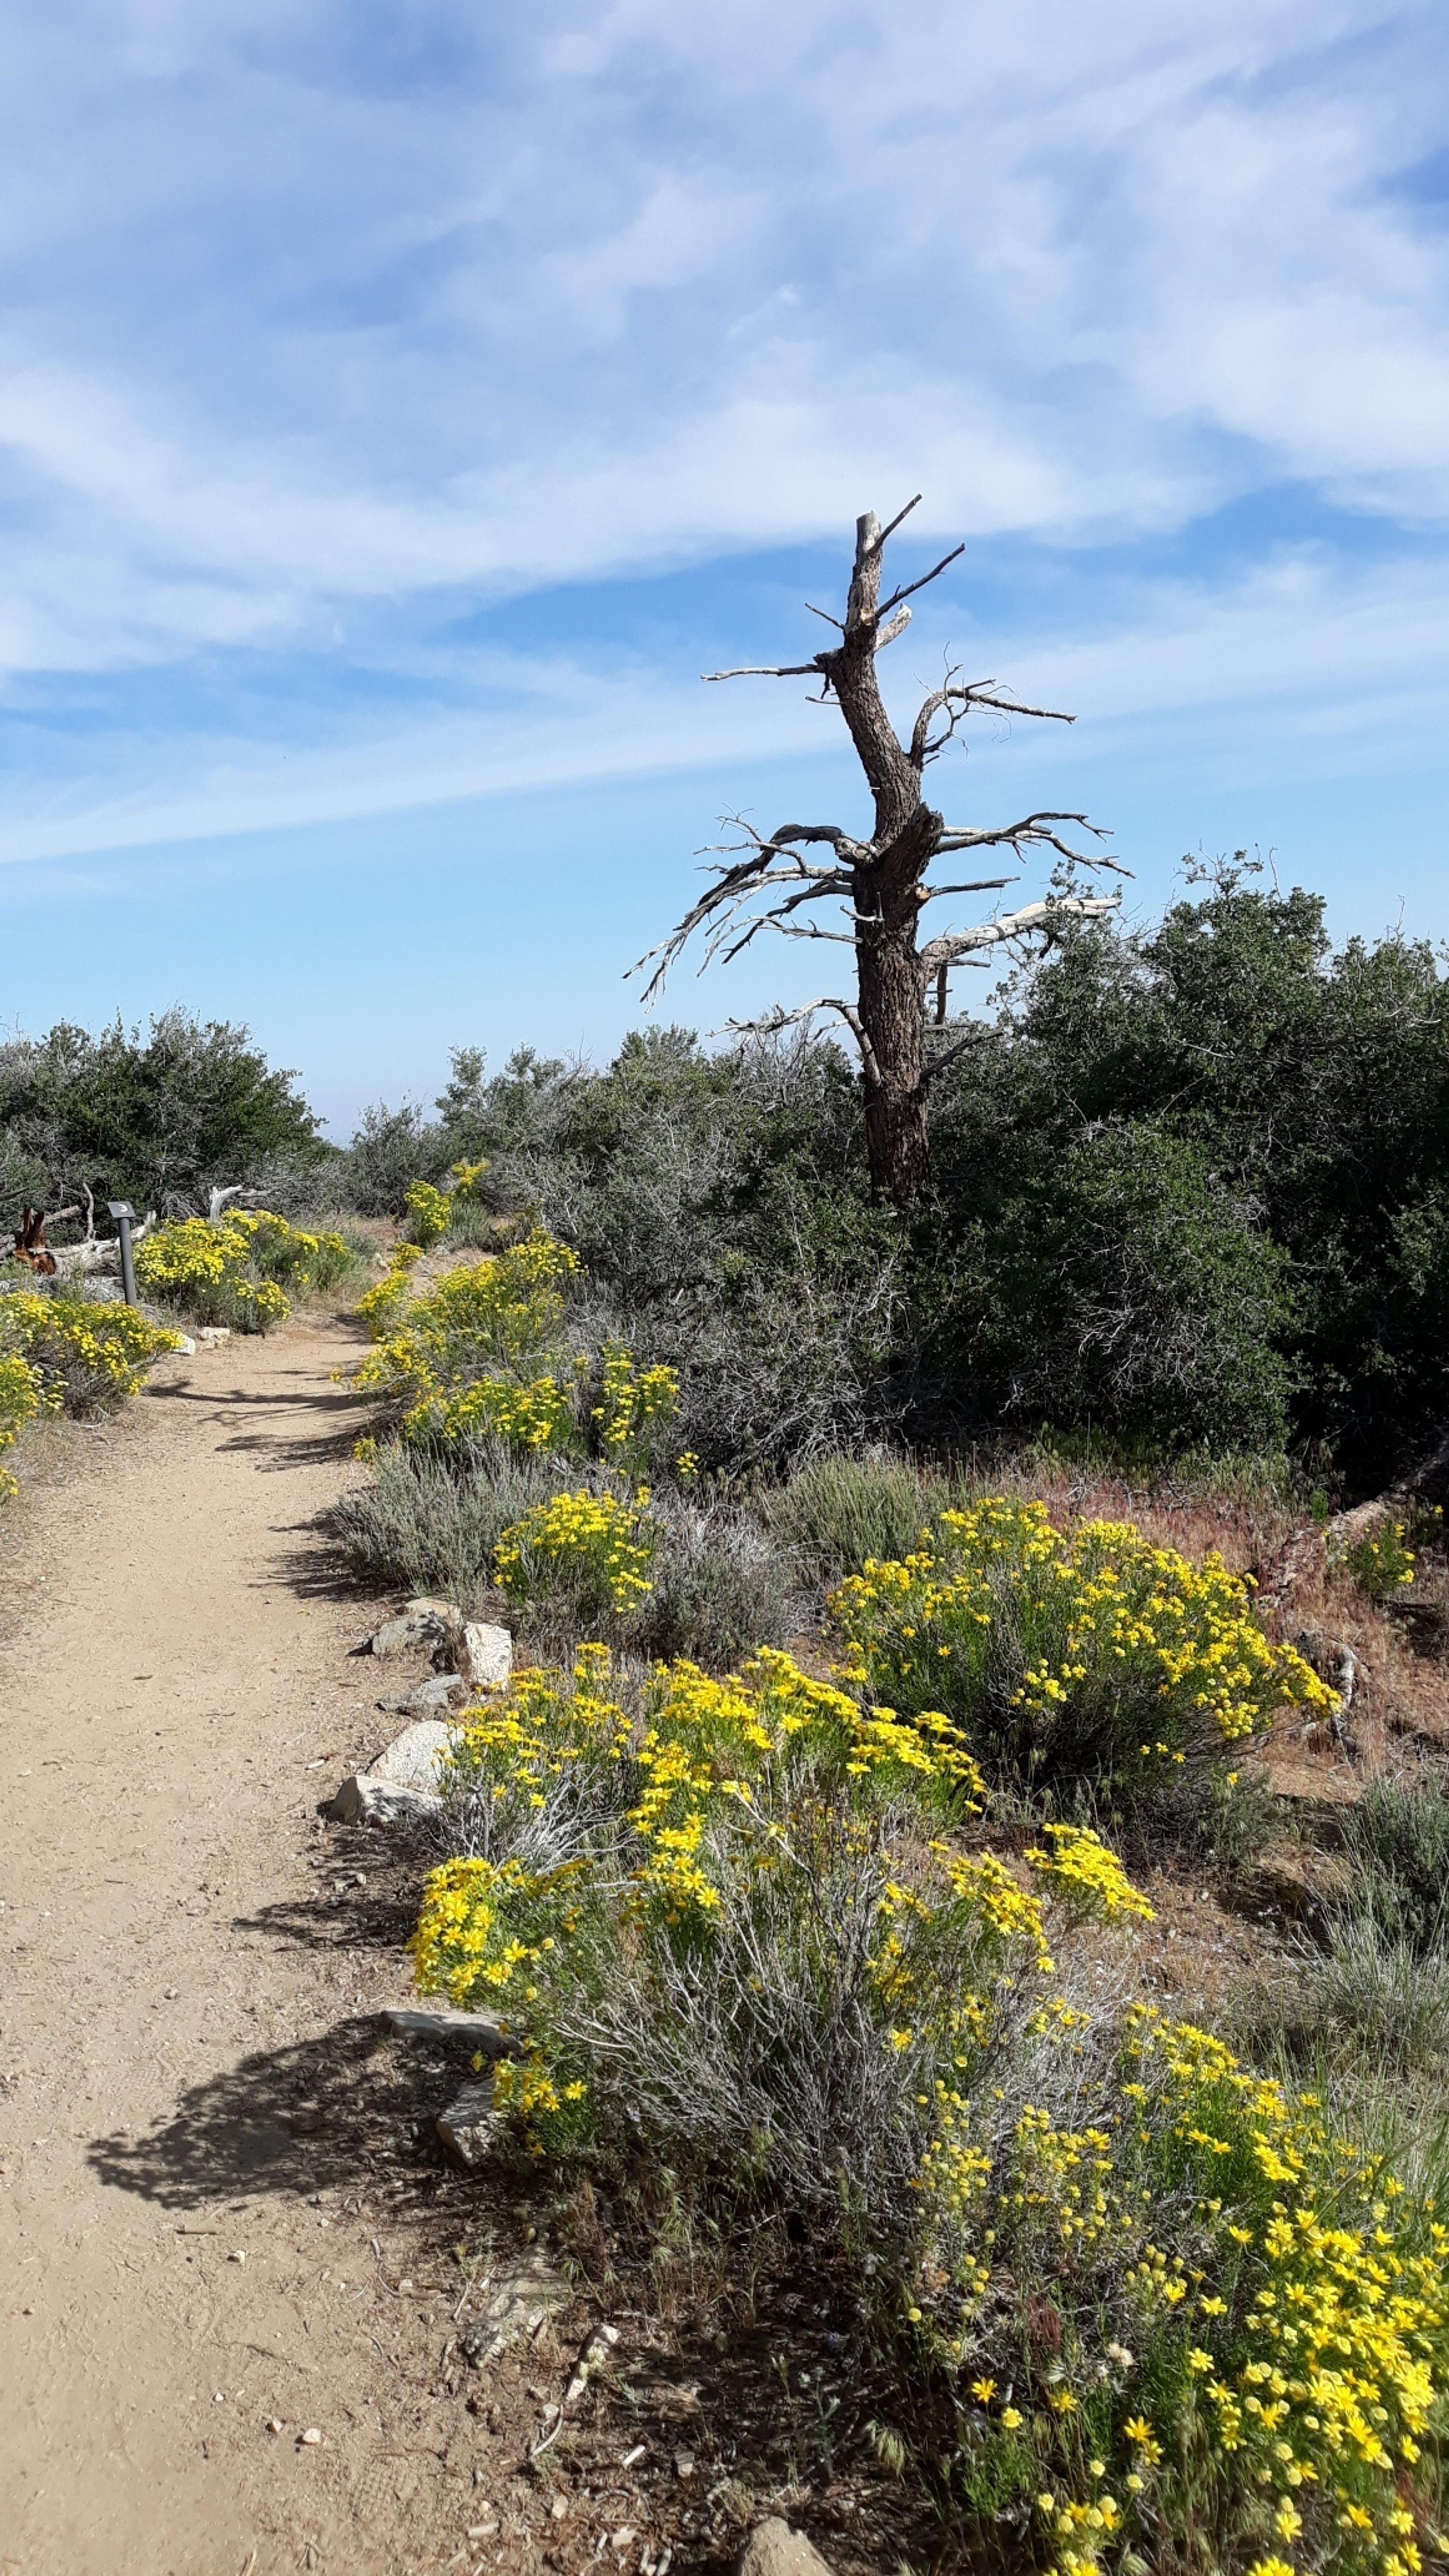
(377, 1673), (471, 1719)
(458, 2249), (568, 2361)
(738, 2521), (836, 2576)
(437, 2078), (500, 2168)
(363, 1717), (454, 1794)
(326, 1713), (457, 1825)
(449, 1620), (512, 1689)
(197, 1325), (231, 1346)
(369, 1606), (453, 1659)
(327, 1775), (441, 1829)
(382, 2005), (521, 2056)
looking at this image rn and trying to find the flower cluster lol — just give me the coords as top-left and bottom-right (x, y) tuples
(412, 1617), (1449, 2570)
(592, 1344), (681, 1468)
(1024, 1823), (1158, 1924)
(0, 1289), (181, 1497)
(135, 1210), (349, 1331)
(0, 1289), (180, 1411)
(920, 2002), (1449, 2576)
(355, 1231), (579, 1417)
(1335, 1508), (1441, 1603)
(0, 1346), (43, 1500)
(494, 1487), (655, 1618)
(401, 1178), (452, 1247)
(832, 1498), (1334, 1789)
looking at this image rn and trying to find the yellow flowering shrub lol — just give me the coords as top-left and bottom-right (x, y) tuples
(832, 1498), (1334, 1792)
(1024, 1823), (1157, 1924)
(1334, 1508), (1441, 1603)
(135, 1209), (349, 1330)
(356, 1231), (578, 1399)
(354, 1232), (680, 1473)
(402, 1178), (452, 1247)
(412, 1629), (1449, 2571)
(0, 1346), (44, 1501)
(926, 2007), (1449, 2576)
(494, 1487), (655, 1619)
(0, 1289), (180, 1412)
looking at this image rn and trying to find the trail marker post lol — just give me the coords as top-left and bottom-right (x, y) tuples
(107, 1202), (138, 1307)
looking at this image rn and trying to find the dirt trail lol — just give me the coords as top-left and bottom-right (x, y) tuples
(0, 1313), (496, 2576)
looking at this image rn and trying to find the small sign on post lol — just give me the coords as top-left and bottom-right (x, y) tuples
(107, 1201), (138, 1307)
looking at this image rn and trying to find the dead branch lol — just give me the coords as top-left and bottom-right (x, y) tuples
(919, 895), (1120, 978)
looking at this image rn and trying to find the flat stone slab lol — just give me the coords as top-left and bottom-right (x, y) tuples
(459, 2250), (568, 2362)
(378, 1673), (471, 1719)
(381, 2006), (520, 2057)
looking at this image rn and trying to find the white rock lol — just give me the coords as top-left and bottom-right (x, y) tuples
(171, 1333), (197, 1355)
(197, 1326), (231, 1346)
(299, 2427), (322, 2447)
(738, 2524), (835, 2576)
(363, 1718), (454, 1795)
(436, 2078), (501, 2168)
(454, 1621), (512, 1689)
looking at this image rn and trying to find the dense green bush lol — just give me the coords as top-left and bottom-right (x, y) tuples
(924, 872), (1449, 1487)
(0, 1011), (331, 1227)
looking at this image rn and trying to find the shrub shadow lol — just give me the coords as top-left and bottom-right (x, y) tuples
(87, 2013), (479, 2210)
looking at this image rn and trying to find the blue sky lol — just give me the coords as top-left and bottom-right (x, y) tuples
(0, 0), (1446, 1135)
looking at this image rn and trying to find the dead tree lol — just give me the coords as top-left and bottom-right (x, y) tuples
(633, 499), (1124, 1202)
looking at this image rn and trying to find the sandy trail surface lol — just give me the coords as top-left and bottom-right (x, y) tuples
(0, 1312), (507, 2576)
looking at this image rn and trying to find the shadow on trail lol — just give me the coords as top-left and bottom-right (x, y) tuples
(87, 2013), (477, 2208)
(145, 1375), (376, 1472)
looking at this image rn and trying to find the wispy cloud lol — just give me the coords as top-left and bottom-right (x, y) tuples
(0, 0), (1444, 675)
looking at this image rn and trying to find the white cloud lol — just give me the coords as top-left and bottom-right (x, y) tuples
(0, 0), (1442, 684)
(0, 542), (1442, 865)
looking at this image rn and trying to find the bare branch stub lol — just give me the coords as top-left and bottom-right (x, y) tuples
(639, 501), (1124, 1201)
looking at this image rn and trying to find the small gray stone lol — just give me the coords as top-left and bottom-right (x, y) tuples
(363, 1718), (454, 1795)
(377, 1673), (470, 1719)
(458, 2249), (568, 2360)
(737, 2522), (835, 2576)
(326, 1776), (441, 1828)
(437, 2079), (501, 2168)
(451, 1621), (512, 1689)
(369, 1611), (443, 1658)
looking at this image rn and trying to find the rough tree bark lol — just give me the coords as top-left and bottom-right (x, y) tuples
(634, 498), (1123, 1203)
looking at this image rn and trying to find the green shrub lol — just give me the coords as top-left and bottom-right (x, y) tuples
(1254, 1918), (1449, 2081)
(831, 1497), (1332, 1799)
(631, 1495), (795, 1669)
(1332, 1778), (1449, 1958)
(763, 1449), (959, 1583)
(333, 1439), (571, 1607)
(0, 1008), (326, 1226)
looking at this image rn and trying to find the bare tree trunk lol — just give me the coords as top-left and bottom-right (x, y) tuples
(636, 497), (1121, 1205)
